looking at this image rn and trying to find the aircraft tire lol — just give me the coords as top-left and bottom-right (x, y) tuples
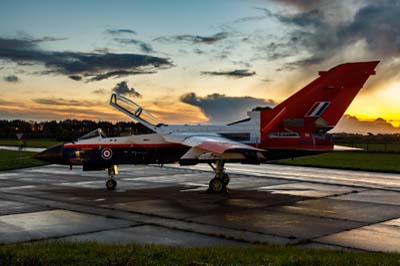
(222, 174), (230, 185)
(208, 177), (226, 193)
(106, 179), (117, 190)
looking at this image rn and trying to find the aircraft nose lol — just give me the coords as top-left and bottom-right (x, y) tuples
(34, 143), (64, 164)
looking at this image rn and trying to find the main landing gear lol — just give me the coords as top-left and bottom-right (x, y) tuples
(208, 161), (230, 193)
(106, 165), (118, 190)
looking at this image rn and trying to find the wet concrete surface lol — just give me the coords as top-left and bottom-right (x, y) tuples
(0, 199), (49, 215)
(0, 164), (399, 251)
(317, 218), (400, 252)
(0, 210), (132, 244)
(64, 225), (245, 246)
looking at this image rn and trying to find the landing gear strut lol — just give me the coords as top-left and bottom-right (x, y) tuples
(106, 165), (118, 190)
(208, 161), (229, 193)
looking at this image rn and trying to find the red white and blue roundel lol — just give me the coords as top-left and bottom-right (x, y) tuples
(101, 148), (113, 160)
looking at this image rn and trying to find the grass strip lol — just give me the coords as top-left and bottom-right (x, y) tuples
(0, 241), (399, 266)
(0, 139), (60, 148)
(0, 150), (48, 171)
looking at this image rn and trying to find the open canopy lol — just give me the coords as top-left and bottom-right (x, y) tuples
(110, 93), (161, 130)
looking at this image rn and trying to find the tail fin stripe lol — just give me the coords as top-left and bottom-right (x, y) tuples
(306, 101), (331, 117)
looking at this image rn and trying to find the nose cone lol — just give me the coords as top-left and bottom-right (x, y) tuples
(34, 144), (65, 164)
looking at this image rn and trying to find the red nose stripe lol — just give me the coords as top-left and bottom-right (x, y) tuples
(63, 143), (183, 149)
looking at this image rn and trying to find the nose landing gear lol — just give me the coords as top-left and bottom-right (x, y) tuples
(106, 165), (118, 190)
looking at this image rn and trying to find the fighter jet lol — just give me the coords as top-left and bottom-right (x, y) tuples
(34, 61), (379, 192)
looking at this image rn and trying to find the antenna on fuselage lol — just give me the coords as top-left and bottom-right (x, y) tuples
(109, 93), (162, 133)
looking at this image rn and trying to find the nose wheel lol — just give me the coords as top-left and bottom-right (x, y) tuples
(209, 177), (224, 193)
(207, 161), (229, 193)
(106, 179), (117, 190)
(106, 165), (118, 190)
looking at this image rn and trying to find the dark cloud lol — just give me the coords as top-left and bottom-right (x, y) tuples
(85, 70), (155, 82)
(201, 69), (256, 78)
(233, 15), (266, 23)
(92, 88), (107, 94)
(232, 61), (252, 68)
(255, 8), (326, 48)
(68, 75), (82, 81)
(260, 2), (400, 69)
(3, 74), (19, 83)
(180, 92), (275, 124)
(106, 29), (136, 35)
(33, 98), (99, 107)
(0, 36), (66, 52)
(193, 48), (205, 55)
(93, 48), (110, 54)
(241, 7), (332, 67)
(0, 37), (173, 82)
(154, 32), (229, 45)
(337, 4), (400, 58)
(268, 0), (322, 11)
(250, 38), (300, 62)
(276, 9), (324, 27)
(31, 36), (67, 43)
(276, 56), (324, 72)
(333, 115), (400, 134)
(0, 38), (37, 50)
(113, 38), (154, 53)
(112, 81), (141, 98)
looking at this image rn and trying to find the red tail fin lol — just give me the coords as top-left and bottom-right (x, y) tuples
(260, 61), (379, 149)
(261, 61), (379, 133)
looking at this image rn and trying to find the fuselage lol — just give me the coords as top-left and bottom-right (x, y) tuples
(36, 109), (334, 169)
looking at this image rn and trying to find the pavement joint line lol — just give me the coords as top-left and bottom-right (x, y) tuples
(180, 196), (314, 221)
(296, 240), (366, 252)
(161, 165), (400, 192)
(326, 188), (400, 208)
(174, 217), (307, 243)
(126, 222), (253, 245)
(262, 208), (369, 225)
(5, 225), (135, 245)
(301, 213), (400, 244)
(135, 217), (296, 245)
(258, 188), (398, 224)
(0, 207), (55, 217)
(308, 239), (378, 253)
(0, 190), (295, 245)
(179, 209), (366, 241)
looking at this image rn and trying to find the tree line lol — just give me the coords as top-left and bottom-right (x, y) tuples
(0, 120), (152, 141)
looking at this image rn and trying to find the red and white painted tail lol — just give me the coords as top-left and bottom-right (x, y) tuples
(260, 61), (379, 150)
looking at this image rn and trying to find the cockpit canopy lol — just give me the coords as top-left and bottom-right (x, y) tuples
(79, 128), (107, 140)
(110, 93), (162, 130)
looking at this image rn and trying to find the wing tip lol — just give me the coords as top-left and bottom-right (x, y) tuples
(333, 145), (363, 151)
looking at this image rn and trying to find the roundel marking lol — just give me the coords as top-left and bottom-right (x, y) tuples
(101, 148), (113, 160)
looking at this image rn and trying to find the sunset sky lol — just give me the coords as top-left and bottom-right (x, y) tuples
(1, 0), (400, 133)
